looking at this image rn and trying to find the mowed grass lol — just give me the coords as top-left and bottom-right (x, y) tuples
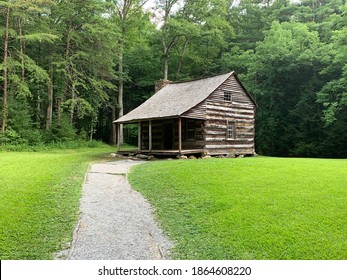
(0, 147), (112, 259)
(129, 157), (347, 260)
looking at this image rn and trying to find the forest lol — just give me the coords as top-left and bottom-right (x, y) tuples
(0, 0), (346, 158)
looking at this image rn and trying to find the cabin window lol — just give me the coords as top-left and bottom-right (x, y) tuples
(227, 121), (236, 139)
(186, 120), (195, 140)
(224, 91), (232, 102)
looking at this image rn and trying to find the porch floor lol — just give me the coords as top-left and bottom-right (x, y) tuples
(118, 149), (206, 156)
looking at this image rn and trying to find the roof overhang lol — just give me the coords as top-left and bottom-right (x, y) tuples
(114, 115), (206, 124)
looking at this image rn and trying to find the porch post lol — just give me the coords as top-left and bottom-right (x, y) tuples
(117, 123), (121, 152)
(178, 117), (182, 153)
(138, 122), (141, 151)
(149, 120), (152, 152)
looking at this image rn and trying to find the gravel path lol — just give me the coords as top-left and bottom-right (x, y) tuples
(66, 160), (172, 260)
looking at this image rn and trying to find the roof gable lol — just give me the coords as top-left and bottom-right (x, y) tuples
(115, 72), (249, 123)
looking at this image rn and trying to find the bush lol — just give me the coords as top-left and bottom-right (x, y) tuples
(45, 115), (78, 143)
(0, 139), (109, 152)
(289, 142), (321, 158)
(0, 128), (27, 145)
(45, 140), (108, 150)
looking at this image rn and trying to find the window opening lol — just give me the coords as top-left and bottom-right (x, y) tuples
(227, 121), (236, 139)
(224, 91), (232, 102)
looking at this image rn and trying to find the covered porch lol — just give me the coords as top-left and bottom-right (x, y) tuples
(117, 117), (206, 156)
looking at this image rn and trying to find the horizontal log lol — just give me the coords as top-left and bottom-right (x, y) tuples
(205, 124), (227, 129)
(206, 148), (255, 155)
(207, 113), (255, 120)
(205, 144), (254, 149)
(236, 121), (255, 126)
(206, 140), (254, 144)
(207, 114), (254, 120)
(206, 104), (254, 115)
(207, 101), (255, 110)
(206, 137), (254, 142)
(206, 107), (254, 115)
(208, 98), (253, 106)
(206, 137), (226, 142)
(205, 130), (227, 135)
(237, 133), (255, 138)
(205, 119), (254, 126)
(237, 126), (254, 130)
(237, 126), (255, 130)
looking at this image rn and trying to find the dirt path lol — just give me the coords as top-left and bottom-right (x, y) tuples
(65, 160), (172, 260)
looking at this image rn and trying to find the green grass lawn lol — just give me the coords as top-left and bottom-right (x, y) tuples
(0, 146), (113, 259)
(129, 157), (347, 260)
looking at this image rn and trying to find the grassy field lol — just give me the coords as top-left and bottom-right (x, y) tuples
(129, 157), (347, 260)
(0, 146), (113, 259)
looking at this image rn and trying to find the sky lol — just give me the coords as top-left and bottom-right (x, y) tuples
(143, 0), (156, 10)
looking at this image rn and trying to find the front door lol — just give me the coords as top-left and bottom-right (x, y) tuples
(163, 124), (173, 149)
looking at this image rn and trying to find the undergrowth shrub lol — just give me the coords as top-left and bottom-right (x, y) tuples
(0, 140), (109, 152)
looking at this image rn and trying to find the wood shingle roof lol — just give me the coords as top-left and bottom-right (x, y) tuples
(115, 71), (242, 123)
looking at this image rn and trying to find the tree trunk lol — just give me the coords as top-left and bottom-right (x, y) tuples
(70, 90), (75, 124)
(57, 97), (62, 126)
(1, 6), (10, 132)
(163, 52), (169, 80)
(65, 18), (72, 63)
(90, 118), (94, 141)
(111, 94), (117, 144)
(161, 1), (174, 81)
(117, 31), (125, 145)
(19, 18), (25, 82)
(163, 40), (169, 80)
(176, 38), (189, 78)
(46, 63), (53, 130)
(37, 94), (41, 125)
(61, 18), (72, 126)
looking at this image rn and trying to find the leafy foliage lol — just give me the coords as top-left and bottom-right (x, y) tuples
(0, 0), (346, 157)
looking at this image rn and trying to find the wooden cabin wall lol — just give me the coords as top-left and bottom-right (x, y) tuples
(177, 119), (204, 149)
(182, 100), (207, 119)
(140, 122), (149, 149)
(140, 119), (204, 150)
(203, 75), (256, 155)
(140, 121), (166, 150)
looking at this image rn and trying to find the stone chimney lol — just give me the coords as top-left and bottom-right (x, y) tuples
(155, 79), (171, 93)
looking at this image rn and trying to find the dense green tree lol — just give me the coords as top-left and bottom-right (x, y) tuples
(1, 1), (10, 132)
(0, 0), (56, 135)
(107, 0), (150, 144)
(106, 0), (161, 144)
(179, 0), (234, 76)
(0, 0), (346, 157)
(248, 21), (324, 156)
(49, 0), (117, 140)
(295, 0), (345, 42)
(228, 0), (269, 50)
(155, 0), (234, 79)
(155, 0), (185, 80)
(317, 14), (347, 158)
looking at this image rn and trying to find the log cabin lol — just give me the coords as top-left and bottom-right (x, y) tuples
(115, 71), (257, 157)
